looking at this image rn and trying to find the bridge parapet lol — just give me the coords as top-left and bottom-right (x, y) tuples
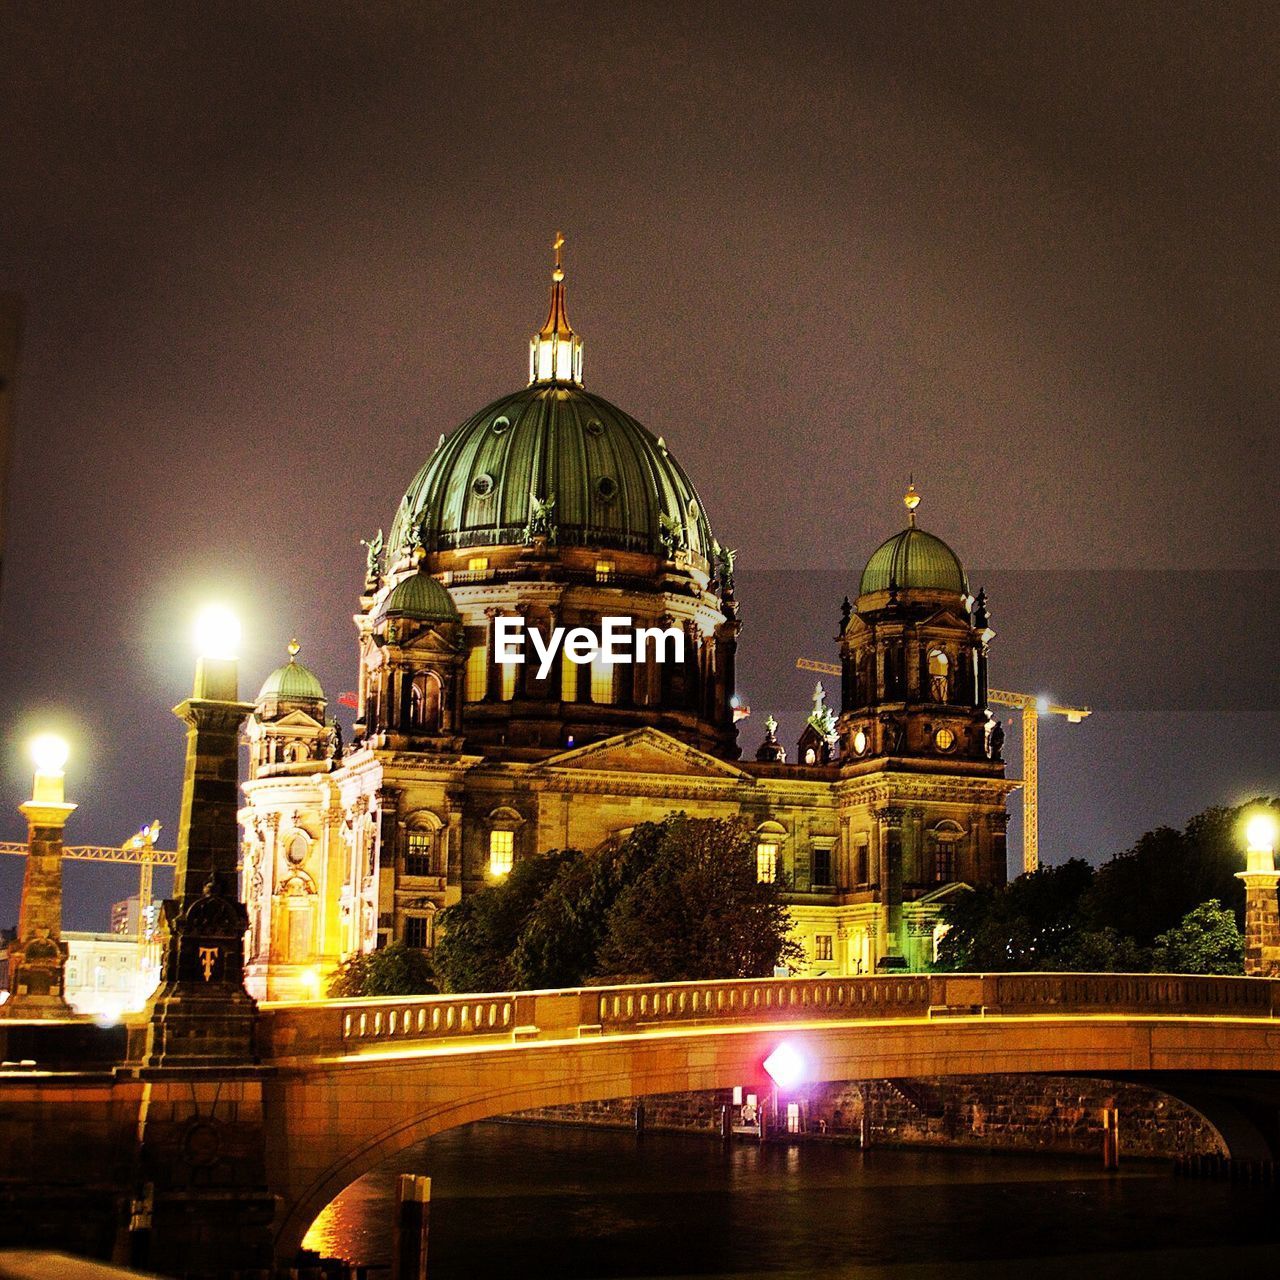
(258, 972), (1280, 1062)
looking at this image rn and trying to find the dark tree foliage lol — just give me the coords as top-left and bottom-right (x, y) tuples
(934, 800), (1276, 975)
(432, 815), (801, 993)
(595, 816), (804, 982)
(327, 941), (437, 998)
(1082, 805), (1253, 944)
(432, 849), (579, 993)
(933, 859), (1094, 971)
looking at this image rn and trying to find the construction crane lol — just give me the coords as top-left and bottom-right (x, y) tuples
(2, 825), (176, 991)
(1, 828), (177, 940)
(794, 658), (1090, 874)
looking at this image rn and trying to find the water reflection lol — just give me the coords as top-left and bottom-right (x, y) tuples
(305, 1121), (1280, 1278)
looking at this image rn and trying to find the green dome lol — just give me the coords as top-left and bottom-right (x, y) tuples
(859, 526), (968, 597)
(258, 646), (325, 702)
(376, 567), (461, 624)
(387, 385), (715, 563)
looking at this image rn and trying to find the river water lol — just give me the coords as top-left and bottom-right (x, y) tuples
(304, 1121), (1280, 1278)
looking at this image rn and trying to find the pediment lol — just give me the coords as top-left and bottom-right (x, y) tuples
(917, 607), (972, 632)
(267, 709), (326, 731)
(535, 727), (750, 780)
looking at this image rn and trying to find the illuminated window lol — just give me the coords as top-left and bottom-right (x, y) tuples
(756, 842), (778, 883)
(595, 559), (615, 582)
(814, 934), (833, 962)
(500, 659), (517, 700)
(465, 645), (487, 701)
(928, 649), (950, 702)
(468, 556), (490, 572)
(560, 648), (578, 702)
(489, 829), (514, 877)
(405, 830), (436, 877)
(590, 655), (614, 704)
(786, 1102), (802, 1133)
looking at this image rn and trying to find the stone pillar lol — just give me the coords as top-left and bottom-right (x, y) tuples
(876, 807), (907, 970)
(4, 750), (76, 1018)
(144, 653), (256, 1065)
(1238, 839), (1280, 977)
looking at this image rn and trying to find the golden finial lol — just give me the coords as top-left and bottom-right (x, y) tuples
(287, 637), (301, 661)
(904, 476), (921, 526)
(552, 230), (565, 282)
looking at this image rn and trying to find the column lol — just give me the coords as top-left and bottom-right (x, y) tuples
(3, 737), (76, 1018)
(144, 640), (256, 1065)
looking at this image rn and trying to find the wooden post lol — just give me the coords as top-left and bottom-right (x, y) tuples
(393, 1174), (431, 1280)
(634, 1100), (646, 1135)
(1101, 1103), (1120, 1170)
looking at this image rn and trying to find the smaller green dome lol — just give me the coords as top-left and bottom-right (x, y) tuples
(376, 568), (460, 624)
(258, 641), (326, 702)
(859, 526), (968, 598)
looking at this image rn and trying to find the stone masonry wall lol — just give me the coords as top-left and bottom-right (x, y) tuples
(515, 1075), (1225, 1159)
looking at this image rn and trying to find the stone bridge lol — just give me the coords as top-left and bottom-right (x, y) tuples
(4, 970), (1280, 1272)
(259, 971), (1280, 1258)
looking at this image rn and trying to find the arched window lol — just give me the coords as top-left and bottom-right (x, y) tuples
(487, 807), (523, 878)
(284, 741), (307, 763)
(410, 673), (442, 729)
(930, 821), (965, 883)
(754, 821), (786, 884)
(928, 649), (950, 703)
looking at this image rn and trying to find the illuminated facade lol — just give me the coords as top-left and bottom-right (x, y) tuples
(238, 247), (1016, 1000)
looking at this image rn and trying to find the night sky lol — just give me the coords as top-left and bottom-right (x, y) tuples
(1, 3), (1276, 928)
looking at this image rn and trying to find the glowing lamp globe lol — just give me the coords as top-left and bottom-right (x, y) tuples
(763, 1041), (806, 1090)
(30, 733), (70, 775)
(194, 604), (241, 661)
(1245, 812), (1278, 855)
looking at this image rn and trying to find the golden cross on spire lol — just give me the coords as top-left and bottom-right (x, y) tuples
(552, 230), (565, 280)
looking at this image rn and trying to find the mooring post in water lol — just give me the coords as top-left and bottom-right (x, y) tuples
(634, 1100), (646, 1135)
(1101, 1103), (1120, 1170)
(393, 1174), (431, 1280)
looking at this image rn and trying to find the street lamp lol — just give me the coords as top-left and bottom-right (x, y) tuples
(1237, 809), (1280, 977)
(1244, 811), (1277, 874)
(2, 734), (77, 1018)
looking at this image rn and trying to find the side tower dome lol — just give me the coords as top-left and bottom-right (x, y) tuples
(838, 484), (997, 767)
(246, 640), (335, 775)
(355, 236), (739, 760)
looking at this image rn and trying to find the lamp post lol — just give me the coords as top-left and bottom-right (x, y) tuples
(144, 605), (257, 1064)
(1237, 811), (1280, 978)
(3, 735), (76, 1018)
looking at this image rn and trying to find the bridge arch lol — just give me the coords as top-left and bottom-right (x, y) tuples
(267, 1014), (1280, 1261)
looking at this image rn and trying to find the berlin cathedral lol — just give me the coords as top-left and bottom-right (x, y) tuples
(239, 244), (1017, 1000)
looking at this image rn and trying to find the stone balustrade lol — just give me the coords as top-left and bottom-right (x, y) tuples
(256, 971), (1280, 1062)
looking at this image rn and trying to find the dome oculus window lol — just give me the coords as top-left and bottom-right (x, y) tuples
(471, 473), (495, 498)
(934, 727), (956, 751)
(688, 500), (700, 520)
(596, 476), (618, 502)
(585, 418), (605, 437)
(491, 416), (510, 435)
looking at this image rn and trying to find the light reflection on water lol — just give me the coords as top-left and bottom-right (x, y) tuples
(305, 1121), (1280, 1278)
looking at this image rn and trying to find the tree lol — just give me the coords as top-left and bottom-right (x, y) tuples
(1082, 805), (1253, 944)
(933, 860), (1094, 971)
(327, 941), (437, 998)
(433, 848), (579, 993)
(1150, 900), (1243, 975)
(594, 816), (803, 981)
(431, 815), (802, 993)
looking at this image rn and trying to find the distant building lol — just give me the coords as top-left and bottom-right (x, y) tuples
(0, 931), (159, 1020)
(110, 895), (161, 940)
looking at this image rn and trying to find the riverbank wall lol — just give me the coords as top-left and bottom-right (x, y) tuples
(514, 1075), (1225, 1159)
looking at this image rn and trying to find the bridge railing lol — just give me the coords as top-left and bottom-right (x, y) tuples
(258, 971), (1280, 1061)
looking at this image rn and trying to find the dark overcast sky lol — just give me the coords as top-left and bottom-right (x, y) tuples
(1, 2), (1277, 927)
